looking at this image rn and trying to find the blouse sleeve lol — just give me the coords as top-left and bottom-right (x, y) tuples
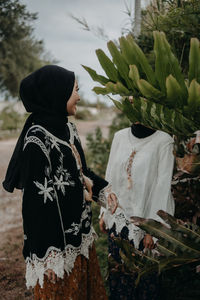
(144, 139), (175, 222)
(22, 141), (63, 259)
(99, 133), (119, 217)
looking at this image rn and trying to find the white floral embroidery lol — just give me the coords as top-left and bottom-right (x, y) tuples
(34, 178), (54, 203)
(45, 166), (51, 178)
(50, 136), (60, 151)
(65, 222), (81, 235)
(54, 175), (75, 195)
(68, 122), (81, 144)
(85, 221), (90, 228)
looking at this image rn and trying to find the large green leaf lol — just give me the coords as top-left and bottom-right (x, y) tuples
(137, 79), (164, 101)
(95, 49), (119, 82)
(187, 79), (200, 115)
(189, 38), (200, 84)
(127, 34), (157, 87)
(107, 40), (134, 90)
(166, 75), (184, 109)
(129, 65), (140, 89)
(153, 31), (187, 102)
(82, 65), (109, 85)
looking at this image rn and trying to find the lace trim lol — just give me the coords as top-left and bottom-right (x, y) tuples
(96, 184), (112, 208)
(25, 227), (97, 289)
(104, 209), (144, 249)
(23, 136), (51, 167)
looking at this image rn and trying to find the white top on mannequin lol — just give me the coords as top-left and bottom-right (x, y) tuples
(100, 127), (175, 248)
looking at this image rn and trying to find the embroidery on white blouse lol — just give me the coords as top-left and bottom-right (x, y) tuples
(34, 177), (54, 203)
(54, 175), (75, 196)
(65, 222), (81, 235)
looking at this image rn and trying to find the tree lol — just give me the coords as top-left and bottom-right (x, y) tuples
(139, 0), (200, 73)
(134, 0), (141, 38)
(0, 0), (51, 98)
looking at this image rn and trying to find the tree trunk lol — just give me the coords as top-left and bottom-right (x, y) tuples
(134, 0), (141, 38)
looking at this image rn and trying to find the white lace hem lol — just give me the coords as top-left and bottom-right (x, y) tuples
(104, 209), (144, 249)
(25, 227), (97, 289)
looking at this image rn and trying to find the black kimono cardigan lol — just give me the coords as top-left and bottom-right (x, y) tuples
(22, 122), (108, 288)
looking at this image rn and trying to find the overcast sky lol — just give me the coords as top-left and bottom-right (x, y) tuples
(22, 0), (149, 103)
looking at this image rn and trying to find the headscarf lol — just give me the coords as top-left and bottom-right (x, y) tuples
(3, 65), (75, 192)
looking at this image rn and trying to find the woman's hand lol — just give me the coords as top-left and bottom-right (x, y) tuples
(143, 234), (154, 249)
(46, 269), (57, 283)
(107, 193), (118, 214)
(99, 214), (107, 234)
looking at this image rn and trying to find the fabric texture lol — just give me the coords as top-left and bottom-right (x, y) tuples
(21, 122), (108, 288)
(3, 65), (75, 193)
(34, 243), (108, 300)
(100, 127), (175, 248)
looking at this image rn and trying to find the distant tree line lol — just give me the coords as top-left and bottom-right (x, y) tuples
(0, 0), (52, 99)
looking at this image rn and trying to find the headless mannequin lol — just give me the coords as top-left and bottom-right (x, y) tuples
(131, 123), (156, 138)
(130, 122), (156, 248)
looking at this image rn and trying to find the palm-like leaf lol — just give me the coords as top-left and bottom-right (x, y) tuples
(83, 31), (200, 137)
(110, 210), (200, 285)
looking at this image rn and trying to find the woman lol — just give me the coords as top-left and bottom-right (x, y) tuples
(99, 123), (175, 300)
(3, 65), (117, 300)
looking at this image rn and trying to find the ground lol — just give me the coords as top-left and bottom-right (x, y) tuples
(0, 113), (113, 300)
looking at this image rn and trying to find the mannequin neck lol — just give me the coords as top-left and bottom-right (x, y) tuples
(131, 123), (156, 138)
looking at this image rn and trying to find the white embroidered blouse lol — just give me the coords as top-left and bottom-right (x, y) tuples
(100, 128), (175, 248)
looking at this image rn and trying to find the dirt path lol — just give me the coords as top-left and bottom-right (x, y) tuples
(0, 115), (113, 299)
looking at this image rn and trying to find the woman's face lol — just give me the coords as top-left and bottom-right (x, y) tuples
(66, 80), (80, 115)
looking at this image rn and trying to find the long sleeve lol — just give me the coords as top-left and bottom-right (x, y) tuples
(99, 133), (119, 217)
(144, 140), (175, 222)
(22, 142), (64, 259)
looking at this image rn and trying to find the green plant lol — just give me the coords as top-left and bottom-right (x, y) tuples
(83, 32), (200, 138)
(0, 106), (22, 130)
(83, 31), (200, 289)
(110, 210), (200, 298)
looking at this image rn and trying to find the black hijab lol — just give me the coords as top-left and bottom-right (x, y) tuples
(3, 65), (75, 192)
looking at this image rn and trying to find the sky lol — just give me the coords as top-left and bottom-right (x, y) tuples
(22, 0), (150, 104)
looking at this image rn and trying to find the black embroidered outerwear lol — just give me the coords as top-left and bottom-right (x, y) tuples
(22, 122), (108, 288)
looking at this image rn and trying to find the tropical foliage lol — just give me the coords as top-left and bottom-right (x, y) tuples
(83, 31), (200, 138)
(83, 31), (200, 289)
(139, 0), (200, 73)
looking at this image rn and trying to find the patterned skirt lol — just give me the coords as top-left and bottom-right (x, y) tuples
(34, 244), (108, 300)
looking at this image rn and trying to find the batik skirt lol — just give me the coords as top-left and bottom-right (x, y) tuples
(34, 244), (108, 300)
